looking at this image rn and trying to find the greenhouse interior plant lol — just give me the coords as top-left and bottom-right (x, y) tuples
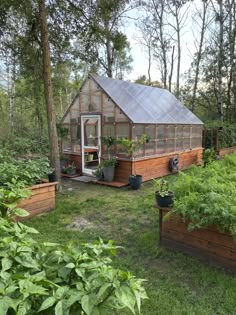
(119, 134), (150, 189)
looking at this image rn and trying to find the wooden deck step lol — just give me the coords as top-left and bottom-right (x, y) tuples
(92, 180), (128, 188)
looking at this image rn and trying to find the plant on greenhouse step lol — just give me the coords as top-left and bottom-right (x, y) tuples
(118, 134), (150, 190)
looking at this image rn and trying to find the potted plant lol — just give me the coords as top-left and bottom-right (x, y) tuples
(93, 164), (104, 181)
(119, 134), (150, 190)
(101, 136), (118, 182)
(62, 162), (77, 176)
(153, 177), (174, 208)
(48, 167), (56, 182)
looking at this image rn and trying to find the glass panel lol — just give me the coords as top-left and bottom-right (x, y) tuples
(103, 97), (115, 122)
(133, 125), (144, 139)
(176, 138), (183, 151)
(183, 138), (190, 150)
(157, 125), (167, 140)
(166, 139), (175, 153)
(90, 79), (101, 95)
(145, 140), (155, 156)
(71, 125), (78, 140)
(176, 126), (183, 138)
(183, 126), (190, 137)
(117, 124), (130, 139)
(90, 95), (102, 112)
(191, 137), (202, 148)
(83, 118), (99, 146)
(192, 126), (202, 137)
(103, 124), (114, 137)
(156, 140), (165, 154)
(80, 94), (89, 112)
(115, 107), (129, 122)
(145, 125), (156, 140)
(167, 125), (175, 138)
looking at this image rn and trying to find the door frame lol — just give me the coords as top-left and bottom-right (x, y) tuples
(81, 114), (101, 175)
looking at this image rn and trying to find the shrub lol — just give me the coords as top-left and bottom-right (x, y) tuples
(0, 154), (50, 186)
(0, 218), (147, 315)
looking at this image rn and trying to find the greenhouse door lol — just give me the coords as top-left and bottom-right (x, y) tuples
(81, 115), (101, 175)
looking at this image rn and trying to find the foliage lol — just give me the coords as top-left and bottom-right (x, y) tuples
(119, 134), (150, 175)
(62, 162), (77, 174)
(0, 135), (49, 156)
(153, 178), (170, 197)
(203, 124), (236, 150)
(0, 218), (147, 315)
(167, 154), (236, 238)
(102, 158), (118, 168)
(202, 148), (216, 167)
(93, 164), (104, 180)
(101, 136), (117, 161)
(0, 153), (51, 186)
(0, 180), (31, 219)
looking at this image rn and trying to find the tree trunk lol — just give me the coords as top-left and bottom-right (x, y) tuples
(191, 1), (208, 112)
(38, 0), (60, 182)
(217, 0), (224, 121)
(169, 45), (175, 92)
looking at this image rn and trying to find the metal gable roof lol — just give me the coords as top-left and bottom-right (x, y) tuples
(91, 74), (203, 125)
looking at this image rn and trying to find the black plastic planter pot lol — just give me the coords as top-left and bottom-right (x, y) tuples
(155, 191), (174, 208)
(48, 172), (56, 182)
(129, 175), (142, 190)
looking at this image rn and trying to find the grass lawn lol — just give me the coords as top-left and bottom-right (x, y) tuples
(26, 178), (236, 315)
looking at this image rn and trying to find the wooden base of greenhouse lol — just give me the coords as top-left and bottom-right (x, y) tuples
(17, 182), (58, 220)
(65, 148), (203, 185)
(159, 208), (236, 272)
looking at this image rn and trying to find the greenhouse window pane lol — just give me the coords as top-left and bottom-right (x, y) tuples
(183, 138), (190, 150)
(103, 124), (114, 137)
(156, 140), (165, 154)
(167, 125), (175, 138)
(166, 139), (175, 153)
(191, 137), (202, 148)
(157, 125), (166, 140)
(133, 125), (144, 139)
(145, 140), (155, 156)
(117, 124), (130, 139)
(176, 138), (183, 151)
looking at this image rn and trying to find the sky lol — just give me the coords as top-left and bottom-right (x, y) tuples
(123, 2), (200, 82)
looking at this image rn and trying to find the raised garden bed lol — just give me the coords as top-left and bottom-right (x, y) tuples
(17, 182), (58, 220)
(159, 208), (236, 272)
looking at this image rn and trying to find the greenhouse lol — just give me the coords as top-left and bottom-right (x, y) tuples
(61, 74), (203, 184)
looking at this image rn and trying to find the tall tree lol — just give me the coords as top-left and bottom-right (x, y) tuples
(38, 0), (60, 181)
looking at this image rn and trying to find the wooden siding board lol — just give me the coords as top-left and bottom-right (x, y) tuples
(160, 208), (236, 271)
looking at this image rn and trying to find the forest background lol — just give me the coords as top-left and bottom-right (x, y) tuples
(0, 0), (235, 176)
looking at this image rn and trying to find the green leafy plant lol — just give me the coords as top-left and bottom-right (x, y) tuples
(101, 136), (117, 160)
(0, 217), (148, 315)
(153, 178), (170, 197)
(166, 154), (236, 239)
(0, 155), (51, 187)
(0, 179), (31, 219)
(93, 164), (104, 180)
(62, 162), (77, 174)
(119, 134), (150, 175)
(202, 148), (216, 167)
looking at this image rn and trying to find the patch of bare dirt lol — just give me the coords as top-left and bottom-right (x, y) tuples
(66, 217), (98, 231)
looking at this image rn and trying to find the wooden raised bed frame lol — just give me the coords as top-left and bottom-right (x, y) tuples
(18, 182), (58, 220)
(159, 208), (236, 272)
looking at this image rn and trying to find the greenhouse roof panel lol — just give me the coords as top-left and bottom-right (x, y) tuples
(91, 74), (203, 125)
